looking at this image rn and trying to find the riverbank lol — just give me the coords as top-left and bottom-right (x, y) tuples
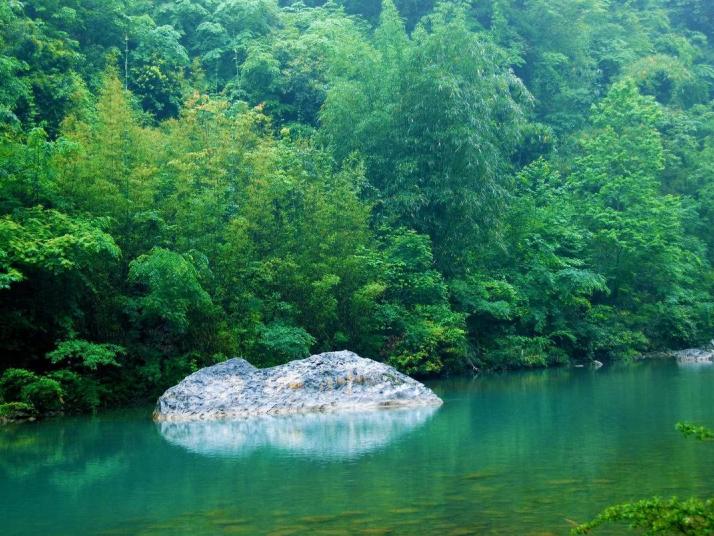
(4, 343), (713, 426)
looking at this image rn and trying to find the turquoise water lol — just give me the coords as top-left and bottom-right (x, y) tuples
(2, 360), (713, 535)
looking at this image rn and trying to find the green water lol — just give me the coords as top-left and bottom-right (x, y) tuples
(2, 360), (713, 535)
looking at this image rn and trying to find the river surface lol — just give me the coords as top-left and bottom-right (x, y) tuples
(2, 360), (713, 535)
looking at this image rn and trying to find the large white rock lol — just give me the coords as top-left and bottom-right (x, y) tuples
(153, 350), (443, 422)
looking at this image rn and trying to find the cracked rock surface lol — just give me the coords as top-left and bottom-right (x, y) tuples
(153, 350), (443, 421)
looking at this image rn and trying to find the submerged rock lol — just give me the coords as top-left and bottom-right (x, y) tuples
(153, 350), (443, 421)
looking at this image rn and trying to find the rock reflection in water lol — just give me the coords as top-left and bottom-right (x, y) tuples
(157, 406), (438, 459)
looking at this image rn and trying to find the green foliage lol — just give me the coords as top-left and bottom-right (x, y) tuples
(376, 229), (468, 375)
(47, 340), (124, 371)
(572, 496), (714, 535)
(0, 368), (64, 415)
(0, 207), (121, 369)
(2, 363), (111, 416)
(676, 422), (714, 441)
(20, 377), (63, 414)
(129, 23), (189, 120)
(386, 305), (466, 376)
(46, 370), (101, 413)
(452, 159), (609, 368)
(0, 401), (37, 420)
(571, 80), (713, 354)
(2, 0), (714, 409)
(0, 342), (121, 416)
(128, 248), (213, 334)
(575, 422), (714, 534)
(257, 322), (315, 366)
(0, 368), (39, 403)
(321, 0), (529, 269)
(0, 207), (119, 282)
(483, 336), (558, 370)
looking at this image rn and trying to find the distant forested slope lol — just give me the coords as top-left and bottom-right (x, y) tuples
(1, 0), (714, 413)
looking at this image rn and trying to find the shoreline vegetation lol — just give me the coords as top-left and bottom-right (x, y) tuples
(0, 343), (714, 428)
(2, 1), (714, 419)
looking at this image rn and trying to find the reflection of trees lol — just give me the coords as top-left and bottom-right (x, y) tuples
(158, 406), (439, 459)
(49, 455), (128, 492)
(424, 362), (714, 529)
(0, 421), (99, 481)
(0, 413), (138, 485)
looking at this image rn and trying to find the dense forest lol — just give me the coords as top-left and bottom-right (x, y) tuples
(1, 0), (714, 415)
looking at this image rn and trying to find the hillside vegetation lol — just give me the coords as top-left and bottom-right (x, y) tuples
(1, 0), (714, 413)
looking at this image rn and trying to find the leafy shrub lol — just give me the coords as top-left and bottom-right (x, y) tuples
(482, 336), (557, 369)
(20, 378), (64, 414)
(574, 423), (714, 534)
(0, 368), (39, 403)
(0, 402), (37, 420)
(47, 370), (101, 413)
(387, 306), (467, 376)
(572, 497), (714, 535)
(47, 339), (124, 370)
(588, 306), (650, 359)
(257, 322), (315, 366)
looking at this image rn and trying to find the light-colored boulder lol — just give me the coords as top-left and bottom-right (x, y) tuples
(153, 350), (443, 422)
(674, 348), (714, 365)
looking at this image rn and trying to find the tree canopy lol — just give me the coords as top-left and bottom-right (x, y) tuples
(1, 0), (714, 414)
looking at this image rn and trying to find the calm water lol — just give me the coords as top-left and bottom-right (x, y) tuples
(2, 360), (713, 535)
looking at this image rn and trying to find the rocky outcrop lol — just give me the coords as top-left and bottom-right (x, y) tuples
(636, 342), (714, 364)
(153, 350), (443, 422)
(673, 347), (714, 365)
